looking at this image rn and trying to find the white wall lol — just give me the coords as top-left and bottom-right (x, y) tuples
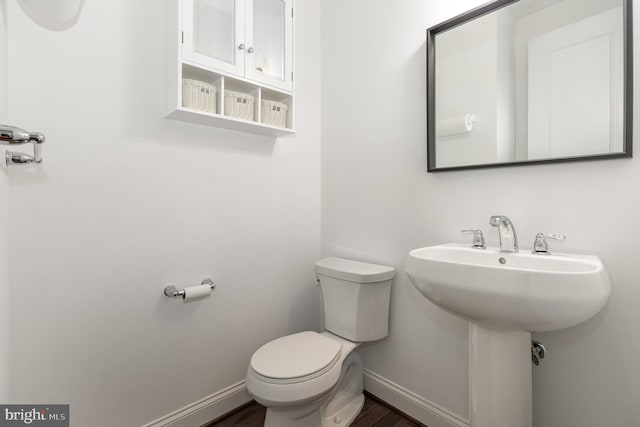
(5, 1), (321, 425)
(0, 0), (10, 404)
(322, 0), (640, 426)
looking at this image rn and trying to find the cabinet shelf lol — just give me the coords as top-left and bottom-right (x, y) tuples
(167, 107), (295, 137)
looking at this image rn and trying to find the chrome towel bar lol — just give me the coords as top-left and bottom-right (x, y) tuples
(0, 125), (45, 165)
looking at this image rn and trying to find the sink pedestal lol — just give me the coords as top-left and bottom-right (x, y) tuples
(469, 324), (532, 427)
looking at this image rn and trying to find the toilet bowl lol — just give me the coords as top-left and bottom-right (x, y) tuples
(246, 331), (363, 427)
(245, 257), (395, 427)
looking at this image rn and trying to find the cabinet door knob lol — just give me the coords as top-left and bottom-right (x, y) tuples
(247, 47), (255, 53)
(238, 43), (246, 50)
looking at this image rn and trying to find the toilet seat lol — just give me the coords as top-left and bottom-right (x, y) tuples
(250, 331), (342, 384)
(246, 332), (359, 408)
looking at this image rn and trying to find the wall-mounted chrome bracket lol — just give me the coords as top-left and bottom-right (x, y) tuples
(0, 125), (45, 166)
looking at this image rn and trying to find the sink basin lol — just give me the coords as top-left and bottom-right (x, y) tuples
(406, 243), (611, 332)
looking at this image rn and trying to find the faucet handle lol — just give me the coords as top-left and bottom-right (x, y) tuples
(532, 233), (566, 255)
(461, 229), (486, 249)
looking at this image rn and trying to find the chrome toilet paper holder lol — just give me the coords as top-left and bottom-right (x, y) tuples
(163, 278), (215, 298)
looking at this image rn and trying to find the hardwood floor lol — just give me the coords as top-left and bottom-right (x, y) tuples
(352, 394), (427, 427)
(202, 392), (427, 427)
(203, 400), (265, 427)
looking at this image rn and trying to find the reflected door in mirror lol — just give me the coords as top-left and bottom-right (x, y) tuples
(528, 7), (623, 159)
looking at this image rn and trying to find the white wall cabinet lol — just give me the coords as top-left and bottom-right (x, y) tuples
(166, 0), (295, 137)
(183, 0), (293, 92)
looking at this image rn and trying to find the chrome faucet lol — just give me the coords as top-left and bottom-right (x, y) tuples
(532, 233), (566, 255)
(489, 215), (518, 252)
(461, 229), (486, 249)
(0, 125), (45, 165)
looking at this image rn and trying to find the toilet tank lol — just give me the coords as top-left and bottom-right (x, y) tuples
(315, 257), (395, 342)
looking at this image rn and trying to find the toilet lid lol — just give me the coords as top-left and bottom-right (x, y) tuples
(250, 332), (342, 380)
(315, 257), (395, 283)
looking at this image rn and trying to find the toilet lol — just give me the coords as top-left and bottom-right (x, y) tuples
(245, 257), (395, 427)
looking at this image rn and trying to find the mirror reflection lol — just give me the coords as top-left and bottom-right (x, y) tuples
(428, 0), (632, 171)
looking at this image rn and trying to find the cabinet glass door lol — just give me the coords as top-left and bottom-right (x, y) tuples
(183, 0), (245, 76)
(194, 0), (235, 62)
(246, 0), (292, 92)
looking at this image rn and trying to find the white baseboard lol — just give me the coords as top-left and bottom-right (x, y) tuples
(363, 369), (469, 427)
(142, 371), (467, 427)
(141, 381), (251, 427)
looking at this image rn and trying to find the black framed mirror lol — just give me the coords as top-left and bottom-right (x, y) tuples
(427, 0), (633, 172)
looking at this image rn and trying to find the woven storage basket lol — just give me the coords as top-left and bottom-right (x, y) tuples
(261, 100), (288, 128)
(182, 78), (217, 113)
(224, 90), (255, 121)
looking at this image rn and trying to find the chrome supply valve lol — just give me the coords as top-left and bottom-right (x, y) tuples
(461, 229), (486, 249)
(531, 340), (547, 366)
(532, 233), (566, 255)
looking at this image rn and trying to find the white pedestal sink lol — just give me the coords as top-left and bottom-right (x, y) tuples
(406, 244), (610, 427)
